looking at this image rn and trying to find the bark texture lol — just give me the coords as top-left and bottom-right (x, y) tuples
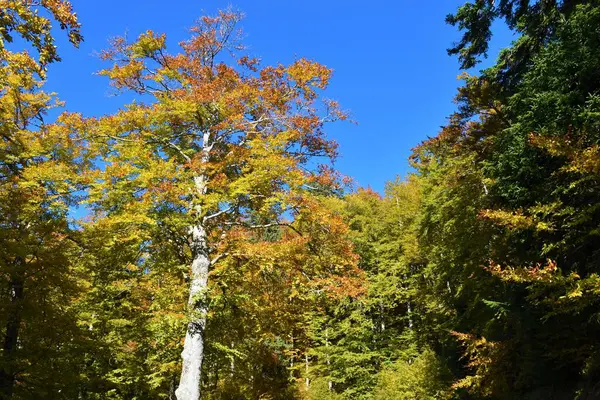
(176, 168), (211, 400)
(175, 223), (210, 400)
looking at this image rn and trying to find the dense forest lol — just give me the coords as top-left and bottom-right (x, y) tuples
(1, 1), (600, 399)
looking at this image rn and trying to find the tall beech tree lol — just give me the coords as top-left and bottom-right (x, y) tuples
(86, 10), (359, 399)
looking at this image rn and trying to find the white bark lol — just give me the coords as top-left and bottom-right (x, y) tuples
(326, 329), (332, 391)
(380, 301), (386, 332)
(305, 353), (310, 389)
(175, 223), (210, 400)
(230, 342), (235, 377)
(176, 166), (211, 399)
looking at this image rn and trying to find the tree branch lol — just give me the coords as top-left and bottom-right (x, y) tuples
(203, 206), (233, 223)
(210, 252), (229, 266)
(224, 221), (303, 236)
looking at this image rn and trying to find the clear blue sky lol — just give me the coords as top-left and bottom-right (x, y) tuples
(46, 1), (513, 193)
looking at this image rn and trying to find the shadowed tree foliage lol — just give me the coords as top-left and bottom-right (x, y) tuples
(0, 1), (88, 398)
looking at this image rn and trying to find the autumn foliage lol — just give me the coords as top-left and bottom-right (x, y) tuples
(3, 1), (600, 400)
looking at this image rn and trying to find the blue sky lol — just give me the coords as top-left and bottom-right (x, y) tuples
(46, 1), (514, 192)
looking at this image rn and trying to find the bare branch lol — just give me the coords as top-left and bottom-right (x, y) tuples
(203, 206), (233, 223)
(210, 252), (229, 266)
(157, 138), (192, 163)
(224, 221), (303, 237)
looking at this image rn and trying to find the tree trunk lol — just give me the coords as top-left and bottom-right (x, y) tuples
(325, 329), (332, 391)
(305, 353), (310, 389)
(176, 172), (210, 400)
(0, 275), (24, 399)
(289, 335), (295, 378)
(169, 376), (177, 400)
(175, 223), (210, 400)
(230, 342), (234, 377)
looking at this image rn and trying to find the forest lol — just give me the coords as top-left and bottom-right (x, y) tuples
(1, 0), (600, 399)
